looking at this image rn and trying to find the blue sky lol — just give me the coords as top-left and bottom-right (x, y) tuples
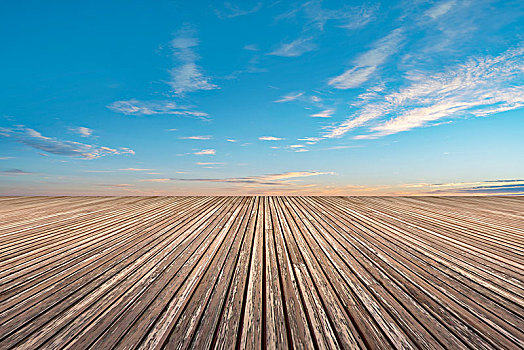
(1, 0), (524, 195)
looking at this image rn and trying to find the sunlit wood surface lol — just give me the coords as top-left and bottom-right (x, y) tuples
(0, 196), (523, 349)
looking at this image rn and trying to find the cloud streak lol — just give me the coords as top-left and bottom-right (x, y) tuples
(196, 162), (224, 165)
(120, 168), (152, 171)
(0, 168), (32, 176)
(140, 178), (172, 183)
(269, 37), (316, 57)
(71, 126), (93, 137)
(274, 92), (304, 103)
(425, 0), (456, 20)
(310, 109), (334, 118)
(326, 44), (524, 139)
(194, 149), (216, 155)
(278, 1), (376, 31)
(0, 127), (134, 160)
(168, 26), (218, 94)
(146, 171), (335, 186)
(259, 136), (284, 141)
(108, 99), (208, 119)
(405, 179), (524, 195)
(329, 28), (403, 89)
(179, 135), (212, 140)
(215, 2), (262, 19)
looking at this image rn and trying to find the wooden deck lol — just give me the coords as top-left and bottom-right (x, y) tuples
(0, 196), (523, 349)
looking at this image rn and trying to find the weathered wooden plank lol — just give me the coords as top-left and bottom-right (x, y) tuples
(0, 197), (223, 348)
(212, 197), (259, 349)
(186, 197), (257, 349)
(0, 196), (522, 350)
(263, 196), (289, 349)
(268, 196), (315, 349)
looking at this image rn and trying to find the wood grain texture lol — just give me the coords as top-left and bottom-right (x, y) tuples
(0, 196), (523, 349)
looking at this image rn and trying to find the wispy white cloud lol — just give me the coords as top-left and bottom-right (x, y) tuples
(310, 109), (334, 118)
(70, 126), (93, 137)
(425, 0), (456, 20)
(0, 127), (134, 159)
(243, 44), (259, 51)
(120, 168), (152, 171)
(326, 44), (524, 139)
(175, 171), (335, 186)
(286, 144), (309, 152)
(274, 92), (304, 103)
(196, 162), (225, 165)
(329, 28), (403, 89)
(311, 95), (322, 103)
(329, 66), (377, 89)
(169, 63), (218, 95)
(194, 149), (216, 155)
(337, 6), (377, 30)
(0, 156), (14, 160)
(108, 99), (208, 119)
(226, 139), (237, 142)
(322, 145), (358, 150)
(215, 2), (262, 19)
(403, 179), (524, 195)
(140, 178), (172, 183)
(108, 27), (214, 122)
(357, 28), (405, 67)
(308, 1), (376, 30)
(259, 136), (284, 141)
(179, 135), (212, 140)
(0, 168), (32, 176)
(298, 136), (323, 145)
(168, 26), (218, 94)
(279, 1), (376, 31)
(269, 37), (316, 57)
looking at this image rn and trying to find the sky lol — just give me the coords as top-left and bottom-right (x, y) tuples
(1, 0), (524, 195)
